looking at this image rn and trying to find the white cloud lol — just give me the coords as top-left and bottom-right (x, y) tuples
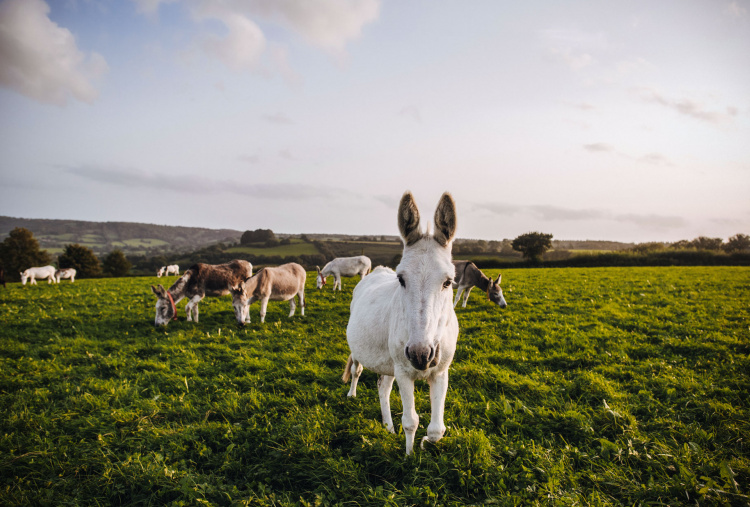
(583, 143), (614, 153)
(476, 202), (686, 229)
(65, 164), (333, 199)
(398, 105), (421, 122)
(262, 112), (294, 125)
(0, 0), (108, 105)
(550, 47), (594, 70)
(137, 0), (380, 71)
(132, 0), (178, 16)
(726, 1), (748, 18)
(633, 87), (738, 124)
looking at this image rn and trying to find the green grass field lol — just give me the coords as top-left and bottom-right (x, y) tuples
(1, 267), (748, 505)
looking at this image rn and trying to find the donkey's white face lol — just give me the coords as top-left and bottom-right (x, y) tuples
(20, 270), (29, 285)
(230, 280), (250, 325)
(396, 192), (457, 371)
(151, 285), (176, 326)
(315, 270), (326, 289)
(488, 274), (507, 308)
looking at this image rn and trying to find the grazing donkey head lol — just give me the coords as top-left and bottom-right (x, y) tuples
(230, 277), (251, 326)
(488, 274), (507, 308)
(151, 284), (177, 326)
(397, 192), (457, 371)
(315, 266), (326, 289)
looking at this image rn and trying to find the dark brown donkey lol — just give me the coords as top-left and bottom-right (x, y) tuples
(151, 259), (253, 326)
(452, 260), (507, 309)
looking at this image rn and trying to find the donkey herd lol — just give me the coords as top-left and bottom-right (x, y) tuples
(17, 192), (507, 455)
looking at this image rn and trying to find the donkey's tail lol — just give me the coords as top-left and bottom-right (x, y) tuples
(342, 354), (353, 383)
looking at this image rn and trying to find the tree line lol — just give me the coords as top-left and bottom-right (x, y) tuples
(0, 228), (131, 282)
(3, 227), (749, 282)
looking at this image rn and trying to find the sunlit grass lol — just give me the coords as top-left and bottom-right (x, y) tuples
(0, 267), (748, 505)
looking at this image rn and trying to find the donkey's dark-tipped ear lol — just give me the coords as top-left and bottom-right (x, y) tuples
(398, 191), (422, 246)
(433, 192), (457, 247)
(151, 285), (166, 298)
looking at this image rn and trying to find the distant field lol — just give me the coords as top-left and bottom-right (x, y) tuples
(225, 240), (319, 257)
(1, 266), (747, 504)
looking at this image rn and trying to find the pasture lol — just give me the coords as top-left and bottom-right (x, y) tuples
(0, 266), (748, 505)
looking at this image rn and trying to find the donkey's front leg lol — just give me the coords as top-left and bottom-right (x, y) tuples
(395, 374), (418, 455)
(422, 371), (449, 449)
(453, 287), (463, 308)
(185, 295), (202, 322)
(298, 291), (305, 316)
(378, 375), (395, 433)
(288, 297), (296, 317)
(259, 297), (269, 323)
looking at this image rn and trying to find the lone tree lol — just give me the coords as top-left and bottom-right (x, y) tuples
(512, 232), (553, 263)
(723, 233), (750, 253)
(58, 244), (101, 278)
(240, 229), (275, 245)
(103, 249), (132, 277)
(0, 227), (52, 282)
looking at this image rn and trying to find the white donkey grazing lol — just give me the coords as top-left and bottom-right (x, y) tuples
(151, 259), (252, 326)
(165, 264), (179, 276)
(55, 268), (77, 283)
(344, 191), (459, 456)
(230, 263), (306, 325)
(21, 266), (57, 285)
(316, 255), (371, 291)
(157, 266), (166, 277)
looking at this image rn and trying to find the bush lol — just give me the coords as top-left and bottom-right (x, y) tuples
(58, 244), (101, 278)
(103, 250), (132, 277)
(512, 232), (553, 263)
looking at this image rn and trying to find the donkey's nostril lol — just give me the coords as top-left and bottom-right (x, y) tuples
(404, 346), (410, 360)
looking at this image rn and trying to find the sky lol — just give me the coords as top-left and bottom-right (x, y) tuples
(0, 0), (748, 243)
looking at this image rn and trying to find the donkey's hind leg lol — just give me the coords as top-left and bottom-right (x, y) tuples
(346, 358), (364, 397)
(378, 375), (396, 433)
(288, 297), (296, 317)
(462, 287), (473, 308)
(298, 290), (305, 316)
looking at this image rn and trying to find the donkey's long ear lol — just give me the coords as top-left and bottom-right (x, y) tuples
(433, 192), (457, 247)
(398, 191), (422, 246)
(151, 285), (166, 298)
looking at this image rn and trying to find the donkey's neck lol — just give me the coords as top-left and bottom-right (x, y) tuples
(243, 271), (262, 294)
(167, 273), (190, 302)
(476, 272), (491, 292)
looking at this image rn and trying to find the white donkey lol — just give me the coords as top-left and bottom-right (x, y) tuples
(157, 266), (166, 277)
(21, 266), (57, 285)
(55, 268), (77, 283)
(344, 191), (459, 456)
(316, 255), (371, 291)
(230, 263), (306, 325)
(165, 264), (179, 276)
(151, 259), (252, 326)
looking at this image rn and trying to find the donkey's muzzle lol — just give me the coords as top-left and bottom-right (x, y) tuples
(405, 343), (440, 371)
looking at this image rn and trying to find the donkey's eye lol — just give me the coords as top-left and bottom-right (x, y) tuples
(442, 278), (452, 289)
(397, 275), (405, 288)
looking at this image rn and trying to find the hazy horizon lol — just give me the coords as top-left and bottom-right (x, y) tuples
(1, 0), (748, 243)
